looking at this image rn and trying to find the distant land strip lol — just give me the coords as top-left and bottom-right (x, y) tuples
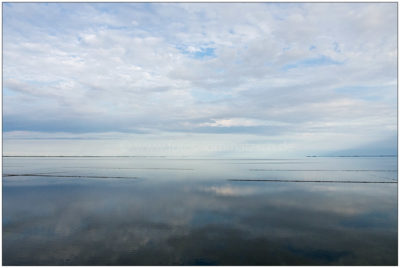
(228, 179), (397, 183)
(249, 169), (397, 172)
(3, 174), (138, 179)
(306, 155), (397, 157)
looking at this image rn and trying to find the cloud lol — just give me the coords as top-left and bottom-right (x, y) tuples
(3, 3), (397, 156)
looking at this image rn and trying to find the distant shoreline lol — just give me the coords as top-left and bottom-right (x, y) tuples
(2, 155), (398, 158)
(306, 155), (397, 158)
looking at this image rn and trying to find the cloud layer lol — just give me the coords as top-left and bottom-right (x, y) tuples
(3, 3), (397, 156)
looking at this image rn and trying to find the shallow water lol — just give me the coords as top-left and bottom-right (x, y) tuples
(3, 156), (398, 265)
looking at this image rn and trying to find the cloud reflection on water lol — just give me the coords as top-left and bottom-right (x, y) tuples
(3, 173), (397, 265)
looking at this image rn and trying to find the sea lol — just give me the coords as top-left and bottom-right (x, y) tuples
(2, 156), (398, 265)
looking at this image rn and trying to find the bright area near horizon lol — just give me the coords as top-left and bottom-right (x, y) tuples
(3, 3), (397, 157)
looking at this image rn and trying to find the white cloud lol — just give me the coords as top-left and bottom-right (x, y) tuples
(3, 3), (397, 156)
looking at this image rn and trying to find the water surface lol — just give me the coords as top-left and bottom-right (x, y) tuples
(3, 156), (398, 265)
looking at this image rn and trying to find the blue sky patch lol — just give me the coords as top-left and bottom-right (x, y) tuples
(177, 45), (216, 59)
(283, 55), (342, 71)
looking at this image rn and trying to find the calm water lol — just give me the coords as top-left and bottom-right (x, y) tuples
(3, 156), (398, 265)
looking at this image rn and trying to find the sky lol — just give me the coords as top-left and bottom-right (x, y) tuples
(3, 3), (398, 157)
